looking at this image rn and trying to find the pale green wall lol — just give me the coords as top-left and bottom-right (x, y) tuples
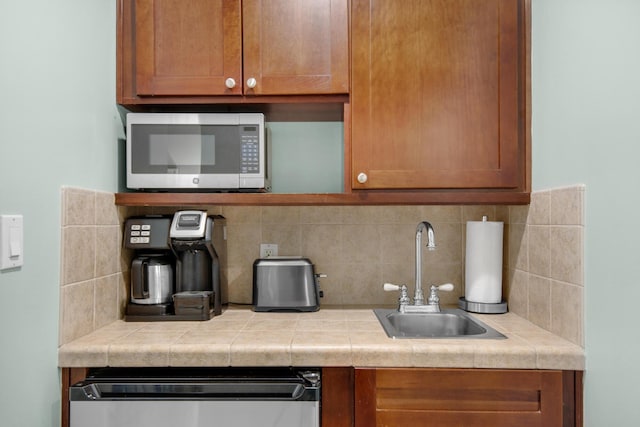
(0, 1), (119, 425)
(269, 122), (344, 193)
(532, 1), (640, 425)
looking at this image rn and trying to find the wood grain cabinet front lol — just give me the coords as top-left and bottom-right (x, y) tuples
(350, 0), (529, 192)
(117, 0), (349, 104)
(355, 368), (581, 427)
(131, 0), (242, 98)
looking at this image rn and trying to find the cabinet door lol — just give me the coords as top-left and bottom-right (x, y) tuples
(355, 368), (566, 427)
(351, 0), (524, 190)
(134, 0), (242, 96)
(242, 0), (349, 95)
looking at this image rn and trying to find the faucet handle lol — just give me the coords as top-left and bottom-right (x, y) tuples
(427, 283), (454, 306)
(384, 283), (411, 309)
(383, 283), (401, 292)
(437, 283), (454, 292)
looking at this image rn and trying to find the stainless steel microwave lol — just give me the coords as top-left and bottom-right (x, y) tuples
(126, 113), (270, 191)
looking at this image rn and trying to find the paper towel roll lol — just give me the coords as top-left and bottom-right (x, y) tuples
(465, 217), (503, 304)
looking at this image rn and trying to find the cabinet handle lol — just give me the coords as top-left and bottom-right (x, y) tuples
(225, 78), (236, 89)
(246, 77), (257, 89)
(357, 172), (368, 184)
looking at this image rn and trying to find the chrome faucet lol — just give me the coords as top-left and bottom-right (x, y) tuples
(414, 221), (436, 305)
(382, 221), (454, 313)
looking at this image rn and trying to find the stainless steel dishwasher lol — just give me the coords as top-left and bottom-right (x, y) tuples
(69, 367), (320, 427)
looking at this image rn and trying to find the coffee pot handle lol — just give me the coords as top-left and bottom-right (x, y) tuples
(132, 257), (149, 299)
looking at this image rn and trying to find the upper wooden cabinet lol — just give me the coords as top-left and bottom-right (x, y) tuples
(351, 0), (529, 191)
(117, 0), (349, 104)
(133, 0), (242, 97)
(243, 0), (349, 96)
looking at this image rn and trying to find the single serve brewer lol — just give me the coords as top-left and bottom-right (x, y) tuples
(170, 210), (227, 316)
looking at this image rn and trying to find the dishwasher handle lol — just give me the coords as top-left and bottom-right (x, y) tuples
(70, 381), (319, 402)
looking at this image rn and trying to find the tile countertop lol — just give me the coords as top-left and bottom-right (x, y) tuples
(58, 305), (584, 370)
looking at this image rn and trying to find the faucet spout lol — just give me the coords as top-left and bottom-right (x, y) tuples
(417, 221), (436, 251)
(415, 221), (436, 304)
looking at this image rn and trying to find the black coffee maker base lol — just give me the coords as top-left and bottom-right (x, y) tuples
(125, 302), (215, 322)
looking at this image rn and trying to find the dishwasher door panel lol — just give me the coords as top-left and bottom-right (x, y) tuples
(70, 400), (319, 427)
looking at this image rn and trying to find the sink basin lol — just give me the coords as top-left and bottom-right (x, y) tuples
(374, 308), (506, 339)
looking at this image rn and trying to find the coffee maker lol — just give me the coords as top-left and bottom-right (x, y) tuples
(124, 216), (175, 318)
(170, 210), (227, 315)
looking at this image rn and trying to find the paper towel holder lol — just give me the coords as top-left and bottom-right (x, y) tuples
(461, 215), (507, 314)
(458, 297), (508, 314)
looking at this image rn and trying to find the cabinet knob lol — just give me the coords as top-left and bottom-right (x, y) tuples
(246, 77), (257, 89)
(357, 172), (368, 184)
(225, 78), (236, 89)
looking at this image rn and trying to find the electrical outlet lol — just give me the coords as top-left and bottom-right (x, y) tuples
(260, 243), (278, 258)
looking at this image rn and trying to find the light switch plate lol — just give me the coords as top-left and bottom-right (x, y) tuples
(1, 214), (23, 270)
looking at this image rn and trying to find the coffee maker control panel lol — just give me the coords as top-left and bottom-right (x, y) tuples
(124, 216), (172, 250)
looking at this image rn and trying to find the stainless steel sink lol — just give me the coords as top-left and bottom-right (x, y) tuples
(374, 308), (506, 339)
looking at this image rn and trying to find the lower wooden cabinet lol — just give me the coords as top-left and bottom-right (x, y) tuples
(354, 368), (582, 427)
(322, 367), (355, 427)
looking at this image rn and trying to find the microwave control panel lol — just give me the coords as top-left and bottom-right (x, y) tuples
(240, 126), (260, 174)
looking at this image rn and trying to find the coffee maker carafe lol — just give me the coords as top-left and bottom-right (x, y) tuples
(130, 255), (173, 305)
(170, 211), (227, 315)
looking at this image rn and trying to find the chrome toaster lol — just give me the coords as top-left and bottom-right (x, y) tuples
(252, 257), (323, 312)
